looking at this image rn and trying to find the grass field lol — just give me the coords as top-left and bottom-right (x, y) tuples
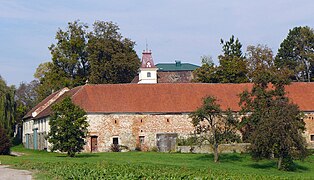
(0, 146), (314, 179)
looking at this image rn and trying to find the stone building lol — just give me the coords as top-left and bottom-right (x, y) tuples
(22, 50), (314, 152)
(22, 83), (314, 152)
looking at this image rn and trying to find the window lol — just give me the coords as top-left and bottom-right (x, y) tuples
(113, 137), (119, 145)
(139, 136), (145, 144)
(147, 72), (151, 77)
(311, 135), (314, 141)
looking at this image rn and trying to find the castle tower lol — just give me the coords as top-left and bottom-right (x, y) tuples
(138, 50), (158, 84)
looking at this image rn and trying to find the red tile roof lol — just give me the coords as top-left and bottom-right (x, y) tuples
(24, 82), (314, 120)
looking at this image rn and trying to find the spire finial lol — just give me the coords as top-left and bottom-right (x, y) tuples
(145, 39), (148, 52)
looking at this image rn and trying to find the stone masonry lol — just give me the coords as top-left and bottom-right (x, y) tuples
(84, 113), (195, 152)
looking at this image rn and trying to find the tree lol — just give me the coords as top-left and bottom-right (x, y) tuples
(193, 36), (248, 83)
(87, 21), (140, 84)
(15, 80), (39, 124)
(275, 26), (314, 82)
(48, 97), (88, 157)
(193, 55), (219, 83)
(36, 21), (89, 101)
(0, 125), (11, 155)
(36, 20), (140, 100)
(216, 36), (249, 83)
(190, 96), (240, 162)
(250, 98), (307, 170)
(240, 45), (307, 170)
(0, 76), (16, 137)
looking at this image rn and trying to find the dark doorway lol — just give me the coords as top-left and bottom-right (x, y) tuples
(156, 133), (177, 152)
(91, 136), (98, 152)
(113, 137), (119, 145)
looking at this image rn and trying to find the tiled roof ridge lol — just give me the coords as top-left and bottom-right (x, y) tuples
(70, 85), (85, 99)
(31, 87), (70, 118)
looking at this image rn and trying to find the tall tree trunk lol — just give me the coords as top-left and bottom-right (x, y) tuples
(213, 143), (219, 163)
(278, 156), (283, 170)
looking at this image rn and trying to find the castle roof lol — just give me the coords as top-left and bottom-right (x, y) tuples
(24, 83), (314, 120)
(156, 61), (199, 71)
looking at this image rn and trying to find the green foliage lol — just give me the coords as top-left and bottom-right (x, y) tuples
(275, 26), (314, 82)
(1, 147), (314, 179)
(0, 76), (16, 137)
(240, 45), (308, 170)
(36, 21), (89, 100)
(193, 56), (219, 83)
(177, 136), (199, 146)
(48, 97), (88, 157)
(216, 36), (249, 83)
(0, 125), (11, 155)
(193, 36), (248, 83)
(36, 20), (140, 101)
(190, 96), (240, 162)
(87, 21), (140, 84)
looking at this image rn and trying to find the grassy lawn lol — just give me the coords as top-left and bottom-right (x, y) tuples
(0, 145), (314, 179)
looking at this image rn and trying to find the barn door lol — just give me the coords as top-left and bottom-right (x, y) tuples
(91, 136), (98, 152)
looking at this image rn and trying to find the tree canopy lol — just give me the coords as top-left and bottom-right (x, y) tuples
(193, 36), (248, 83)
(190, 96), (240, 162)
(216, 36), (248, 83)
(36, 20), (140, 101)
(48, 97), (88, 157)
(275, 26), (314, 82)
(0, 76), (16, 137)
(239, 45), (307, 170)
(87, 21), (140, 84)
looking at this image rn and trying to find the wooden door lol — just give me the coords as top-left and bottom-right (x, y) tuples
(91, 136), (98, 152)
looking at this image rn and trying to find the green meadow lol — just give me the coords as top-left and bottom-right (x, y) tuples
(0, 146), (313, 179)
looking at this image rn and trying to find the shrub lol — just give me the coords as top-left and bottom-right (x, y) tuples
(110, 144), (121, 152)
(177, 136), (199, 146)
(0, 126), (11, 155)
(150, 146), (158, 152)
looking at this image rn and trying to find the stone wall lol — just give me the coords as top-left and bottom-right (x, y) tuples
(84, 112), (314, 152)
(304, 113), (314, 149)
(84, 113), (194, 152)
(177, 143), (251, 154)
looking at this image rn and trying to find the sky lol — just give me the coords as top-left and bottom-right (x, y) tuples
(0, 0), (313, 86)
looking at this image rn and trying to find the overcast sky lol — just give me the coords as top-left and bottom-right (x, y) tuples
(0, 0), (313, 85)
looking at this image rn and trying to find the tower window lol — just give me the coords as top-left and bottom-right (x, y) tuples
(311, 135), (314, 141)
(147, 72), (151, 77)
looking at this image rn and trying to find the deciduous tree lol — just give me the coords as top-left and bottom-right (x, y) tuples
(190, 96), (240, 162)
(48, 97), (88, 157)
(15, 80), (39, 124)
(240, 45), (307, 170)
(193, 55), (219, 83)
(0, 76), (16, 137)
(87, 21), (140, 84)
(0, 125), (11, 155)
(275, 26), (314, 82)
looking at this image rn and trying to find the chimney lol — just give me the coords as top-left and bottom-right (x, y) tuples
(175, 60), (181, 67)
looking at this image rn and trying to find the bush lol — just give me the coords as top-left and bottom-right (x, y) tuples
(110, 144), (121, 152)
(0, 126), (11, 155)
(150, 146), (158, 152)
(177, 136), (198, 146)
